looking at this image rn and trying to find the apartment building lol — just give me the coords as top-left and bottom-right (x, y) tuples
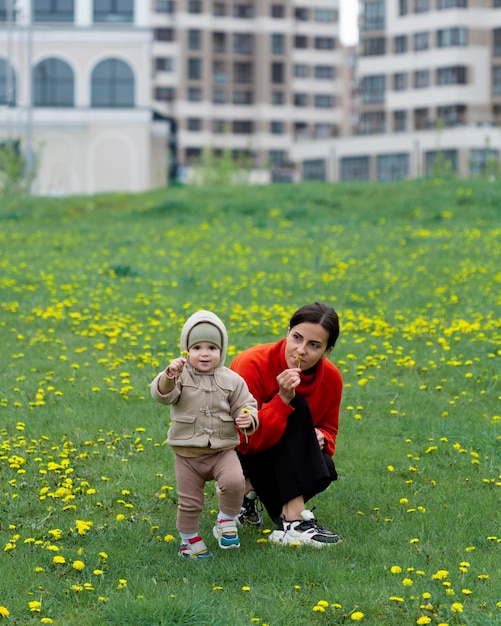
(291, 0), (501, 181)
(0, 0), (168, 195)
(151, 0), (346, 180)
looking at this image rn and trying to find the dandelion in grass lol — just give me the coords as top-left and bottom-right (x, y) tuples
(29, 601), (41, 612)
(316, 600), (329, 608)
(351, 612), (364, 621)
(389, 597), (404, 604)
(72, 560), (85, 571)
(241, 586), (251, 592)
(41, 619), (54, 624)
(0, 606), (10, 618)
(53, 555), (65, 565)
(451, 602), (463, 612)
(164, 534), (175, 542)
(213, 586), (223, 591)
(416, 617), (432, 625)
(117, 579), (127, 589)
(391, 566), (403, 574)
(93, 569), (104, 576)
(313, 605), (325, 612)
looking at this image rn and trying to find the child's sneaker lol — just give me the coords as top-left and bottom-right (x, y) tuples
(237, 492), (263, 526)
(268, 510), (342, 548)
(179, 535), (213, 559)
(213, 519), (240, 549)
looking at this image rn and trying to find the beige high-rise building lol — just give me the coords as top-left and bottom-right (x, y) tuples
(291, 0), (501, 181)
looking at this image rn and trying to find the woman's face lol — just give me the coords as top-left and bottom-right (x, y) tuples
(285, 322), (332, 371)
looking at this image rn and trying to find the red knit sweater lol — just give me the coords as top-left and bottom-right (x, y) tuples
(229, 338), (342, 457)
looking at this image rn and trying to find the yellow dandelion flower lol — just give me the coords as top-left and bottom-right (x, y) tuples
(213, 586), (223, 591)
(72, 560), (85, 571)
(390, 566), (402, 574)
(451, 602), (463, 612)
(41, 619), (54, 624)
(416, 617), (432, 625)
(0, 606), (10, 617)
(402, 578), (413, 586)
(53, 555), (66, 564)
(28, 601), (41, 612)
(241, 586), (251, 592)
(390, 597), (404, 603)
(351, 611), (364, 621)
(317, 600), (329, 607)
(313, 606), (325, 612)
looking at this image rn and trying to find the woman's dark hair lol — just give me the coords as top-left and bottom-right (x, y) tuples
(289, 302), (340, 349)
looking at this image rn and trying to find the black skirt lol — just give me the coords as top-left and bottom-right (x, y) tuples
(237, 395), (338, 522)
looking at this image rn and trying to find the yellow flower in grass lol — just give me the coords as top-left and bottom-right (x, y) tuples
(313, 605), (325, 612)
(72, 560), (85, 571)
(41, 619), (54, 624)
(351, 612), (364, 621)
(316, 600), (329, 608)
(241, 586), (251, 592)
(53, 555), (65, 565)
(416, 617), (432, 625)
(451, 602), (463, 613)
(29, 601), (41, 612)
(0, 606), (10, 617)
(390, 565), (402, 574)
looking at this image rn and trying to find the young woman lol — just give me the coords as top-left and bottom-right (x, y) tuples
(230, 302), (342, 547)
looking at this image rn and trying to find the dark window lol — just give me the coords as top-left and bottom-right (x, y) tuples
(393, 110), (407, 132)
(188, 0), (202, 13)
(314, 94), (334, 108)
(437, 27), (467, 47)
(213, 2), (226, 15)
(414, 0), (430, 13)
(271, 91), (285, 105)
(155, 86), (175, 101)
(269, 149), (287, 164)
(271, 62), (285, 84)
(314, 123), (333, 138)
(91, 58), (134, 107)
(34, 0), (74, 22)
(155, 57), (174, 72)
(363, 0), (385, 31)
(0, 58), (16, 105)
(232, 120), (254, 133)
(233, 89), (253, 104)
(493, 66), (501, 94)
(394, 72), (407, 90)
(233, 3), (253, 17)
(425, 150), (457, 174)
(361, 75), (385, 104)
(212, 88), (226, 103)
(295, 7), (309, 20)
(414, 32), (429, 51)
(294, 35), (308, 49)
(394, 35), (407, 53)
(377, 153), (409, 181)
(187, 118), (202, 131)
(188, 58), (202, 80)
(414, 69), (430, 88)
(188, 29), (202, 50)
(314, 65), (335, 79)
(212, 119), (227, 133)
(399, 0), (408, 15)
(314, 8), (335, 22)
(341, 156), (370, 181)
(234, 62), (253, 83)
(470, 148), (499, 176)
(437, 0), (467, 8)
(213, 60), (227, 83)
(414, 108), (430, 130)
(270, 120), (285, 134)
(437, 66), (467, 85)
(185, 147), (201, 163)
(315, 37), (335, 50)
(213, 32), (226, 53)
(360, 111), (385, 134)
(271, 4), (285, 18)
(271, 33), (285, 55)
(437, 104), (466, 126)
(93, 0), (133, 23)
(295, 64), (309, 78)
(34, 58), (74, 107)
(363, 37), (385, 56)
(155, 28), (175, 41)
(188, 87), (202, 101)
(233, 33), (254, 54)
(294, 93), (308, 107)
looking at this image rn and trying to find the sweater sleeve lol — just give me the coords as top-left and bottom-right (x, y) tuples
(150, 372), (181, 405)
(230, 350), (294, 454)
(314, 366), (342, 456)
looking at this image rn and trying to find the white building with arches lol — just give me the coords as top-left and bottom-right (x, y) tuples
(0, 0), (169, 195)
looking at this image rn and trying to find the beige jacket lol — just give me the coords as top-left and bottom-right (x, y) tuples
(150, 310), (258, 457)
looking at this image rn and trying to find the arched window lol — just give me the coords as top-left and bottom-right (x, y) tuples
(91, 59), (134, 108)
(0, 58), (16, 105)
(34, 0), (75, 23)
(33, 58), (74, 107)
(93, 0), (133, 23)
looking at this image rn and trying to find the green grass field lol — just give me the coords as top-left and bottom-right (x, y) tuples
(0, 179), (499, 625)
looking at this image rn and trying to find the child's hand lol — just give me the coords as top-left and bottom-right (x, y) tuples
(165, 357), (186, 379)
(235, 408), (253, 431)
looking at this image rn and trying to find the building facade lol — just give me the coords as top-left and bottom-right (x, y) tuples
(0, 0), (168, 195)
(291, 0), (501, 181)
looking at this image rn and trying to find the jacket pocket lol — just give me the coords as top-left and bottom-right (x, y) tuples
(168, 414), (197, 441)
(218, 414), (238, 441)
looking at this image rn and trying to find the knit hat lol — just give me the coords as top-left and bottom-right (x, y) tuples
(187, 323), (222, 349)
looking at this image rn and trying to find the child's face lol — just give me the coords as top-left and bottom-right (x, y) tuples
(187, 342), (221, 372)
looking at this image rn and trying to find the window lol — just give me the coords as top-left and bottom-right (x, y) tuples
(363, 0), (385, 31)
(0, 59), (16, 105)
(232, 120), (254, 133)
(437, 104), (466, 126)
(314, 94), (334, 108)
(414, 69), (429, 88)
(233, 90), (253, 104)
(233, 3), (253, 17)
(294, 122), (308, 138)
(213, 60), (226, 83)
(414, 0), (430, 12)
(294, 64), (309, 78)
(437, 0), (467, 8)
(271, 62), (285, 84)
(155, 57), (174, 72)
(155, 86), (175, 101)
(156, 0), (176, 13)
(155, 28), (175, 42)
(188, 29), (202, 50)
(294, 93), (308, 107)
(188, 87), (202, 101)
(393, 110), (407, 132)
(394, 35), (407, 53)
(314, 8), (335, 22)
(360, 111), (385, 134)
(494, 29), (501, 57)
(393, 72), (407, 90)
(91, 58), (133, 107)
(437, 27), (467, 47)
(414, 108), (430, 130)
(34, 0), (74, 23)
(341, 156), (370, 181)
(212, 88), (226, 103)
(271, 91), (285, 105)
(363, 37), (386, 56)
(493, 66), (501, 94)
(34, 58), (74, 107)
(425, 150), (457, 174)
(315, 37), (335, 50)
(185, 147), (201, 164)
(314, 123), (333, 138)
(294, 35), (308, 49)
(187, 118), (202, 131)
(93, 0), (133, 23)
(270, 121), (285, 134)
(495, 0), (501, 7)
(414, 32), (429, 51)
(234, 62), (253, 83)
(437, 66), (467, 85)
(213, 32), (226, 53)
(213, 2), (226, 15)
(188, 58), (202, 80)
(295, 7), (308, 20)
(399, 0), (408, 15)
(271, 4), (285, 18)
(377, 154), (409, 181)
(470, 148), (499, 176)
(361, 75), (385, 104)
(303, 159), (326, 181)
(315, 68), (335, 83)
(269, 150), (287, 164)
(188, 0), (202, 13)
(233, 33), (253, 54)
(271, 33), (285, 55)
(212, 119), (227, 133)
